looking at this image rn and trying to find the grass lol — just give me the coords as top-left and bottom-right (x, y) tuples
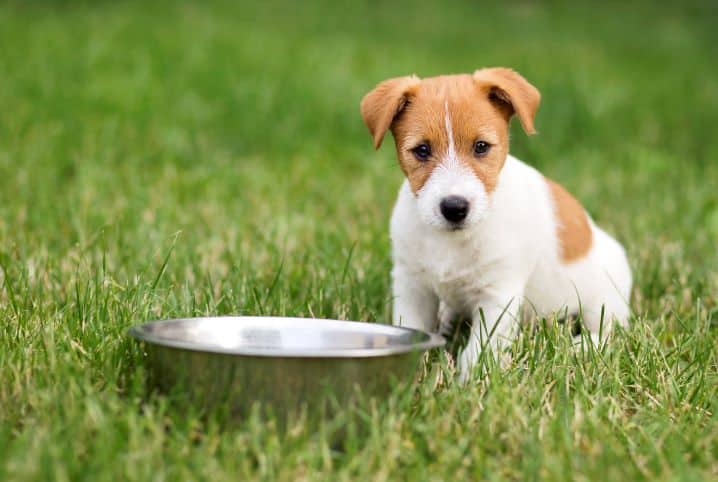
(1, 0), (717, 480)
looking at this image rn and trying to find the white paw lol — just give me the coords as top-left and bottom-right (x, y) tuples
(572, 332), (605, 351)
(457, 337), (514, 383)
(457, 338), (481, 384)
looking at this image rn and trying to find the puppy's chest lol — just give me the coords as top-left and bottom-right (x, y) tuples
(408, 237), (488, 307)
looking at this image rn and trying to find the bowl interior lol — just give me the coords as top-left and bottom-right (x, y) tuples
(130, 317), (443, 357)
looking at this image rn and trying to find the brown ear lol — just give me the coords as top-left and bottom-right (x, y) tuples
(473, 68), (540, 135)
(360, 75), (421, 149)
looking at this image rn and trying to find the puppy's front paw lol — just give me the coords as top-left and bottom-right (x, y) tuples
(457, 339), (480, 384)
(572, 332), (606, 352)
(457, 338), (512, 383)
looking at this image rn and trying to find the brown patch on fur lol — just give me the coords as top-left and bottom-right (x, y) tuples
(546, 178), (593, 262)
(443, 80), (509, 194)
(360, 68), (541, 194)
(389, 78), (450, 192)
(360, 75), (421, 149)
(473, 68), (541, 135)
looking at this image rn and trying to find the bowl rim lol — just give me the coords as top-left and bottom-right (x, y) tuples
(127, 316), (446, 358)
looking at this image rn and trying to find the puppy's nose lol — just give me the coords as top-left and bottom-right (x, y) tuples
(440, 196), (470, 223)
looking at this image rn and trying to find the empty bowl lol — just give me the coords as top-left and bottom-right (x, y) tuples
(128, 316), (444, 424)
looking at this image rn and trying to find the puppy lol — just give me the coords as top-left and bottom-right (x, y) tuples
(360, 68), (631, 382)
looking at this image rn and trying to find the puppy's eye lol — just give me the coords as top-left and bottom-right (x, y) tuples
(473, 140), (491, 157)
(411, 143), (432, 161)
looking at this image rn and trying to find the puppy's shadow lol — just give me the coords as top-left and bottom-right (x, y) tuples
(442, 316), (473, 357)
(440, 312), (583, 356)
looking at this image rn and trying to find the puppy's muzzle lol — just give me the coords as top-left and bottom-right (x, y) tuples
(440, 196), (470, 224)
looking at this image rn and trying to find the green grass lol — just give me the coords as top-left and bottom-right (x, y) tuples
(1, 0), (717, 480)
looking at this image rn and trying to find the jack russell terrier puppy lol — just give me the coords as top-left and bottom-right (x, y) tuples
(360, 68), (632, 382)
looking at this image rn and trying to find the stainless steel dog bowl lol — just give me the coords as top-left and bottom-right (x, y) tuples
(128, 316), (444, 423)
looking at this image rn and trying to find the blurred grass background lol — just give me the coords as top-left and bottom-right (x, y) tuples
(0, 0), (717, 480)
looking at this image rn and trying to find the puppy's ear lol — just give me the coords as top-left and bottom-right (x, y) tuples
(360, 75), (421, 149)
(473, 68), (540, 135)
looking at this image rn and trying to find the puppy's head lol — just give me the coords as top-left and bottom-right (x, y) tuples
(361, 68), (540, 231)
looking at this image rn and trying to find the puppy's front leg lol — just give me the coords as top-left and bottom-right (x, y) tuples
(458, 290), (523, 383)
(391, 264), (439, 332)
(438, 302), (458, 337)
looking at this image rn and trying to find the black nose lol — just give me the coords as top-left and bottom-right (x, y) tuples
(440, 196), (470, 223)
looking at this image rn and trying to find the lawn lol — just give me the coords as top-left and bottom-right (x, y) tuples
(1, 0), (717, 480)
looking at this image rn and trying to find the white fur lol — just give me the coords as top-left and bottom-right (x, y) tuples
(390, 153), (632, 383)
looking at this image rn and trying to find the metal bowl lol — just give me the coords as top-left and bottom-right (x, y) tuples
(128, 316), (444, 424)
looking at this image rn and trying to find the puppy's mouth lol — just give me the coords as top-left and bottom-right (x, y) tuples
(445, 221), (466, 232)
